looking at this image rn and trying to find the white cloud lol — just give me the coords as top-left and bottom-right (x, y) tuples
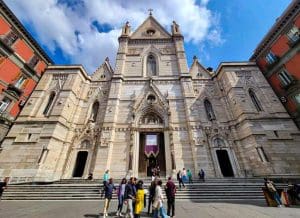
(4, 0), (223, 73)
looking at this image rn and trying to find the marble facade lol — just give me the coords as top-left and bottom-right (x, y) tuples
(0, 15), (300, 182)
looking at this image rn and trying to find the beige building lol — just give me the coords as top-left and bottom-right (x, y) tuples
(0, 15), (300, 182)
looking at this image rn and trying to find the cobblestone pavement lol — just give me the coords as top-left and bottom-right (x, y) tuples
(0, 200), (300, 218)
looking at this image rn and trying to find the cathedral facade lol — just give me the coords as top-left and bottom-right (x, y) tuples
(0, 15), (300, 182)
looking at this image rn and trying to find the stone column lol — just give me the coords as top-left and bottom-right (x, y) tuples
(163, 130), (172, 177)
(132, 131), (140, 177)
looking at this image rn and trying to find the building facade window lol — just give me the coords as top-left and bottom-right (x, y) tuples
(14, 75), (27, 89)
(90, 101), (99, 122)
(204, 99), (216, 120)
(265, 52), (278, 65)
(28, 55), (39, 69)
(249, 89), (263, 112)
(43, 92), (56, 115)
(278, 69), (294, 87)
(147, 54), (157, 76)
(294, 93), (300, 105)
(0, 53), (5, 65)
(256, 147), (269, 162)
(287, 26), (299, 43)
(3, 31), (18, 47)
(0, 97), (11, 113)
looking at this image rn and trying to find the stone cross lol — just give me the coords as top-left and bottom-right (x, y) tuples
(148, 8), (153, 16)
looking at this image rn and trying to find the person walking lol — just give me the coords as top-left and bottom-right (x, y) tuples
(199, 169), (205, 182)
(124, 177), (136, 218)
(177, 170), (185, 189)
(101, 170), (110, 198)
(0, 177), (9, 200)
(165, 177), (176, 218)
(116, 178), (127, 217)
(264, 178), (282, 207)
(134, 180), (146, 218)
(187, 169), (193, 184)
(103, 170), (109, 183)
(102, 178), (116, 217)
(182, 168), (187, 183)
(148, 180), (156, 215)
(152, 180), (168, 218)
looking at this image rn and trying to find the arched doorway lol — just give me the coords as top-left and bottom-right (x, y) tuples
(72, 151), (88, 177)
(216, 150), (234, 177)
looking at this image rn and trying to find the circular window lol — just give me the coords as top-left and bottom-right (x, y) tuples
(147, 94), (156, 103)
(146, 29), (156, 36)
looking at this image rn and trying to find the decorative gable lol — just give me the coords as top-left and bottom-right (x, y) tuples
(91, 57), (114, 81)
(130, 15), (172, 39)
(190, 56), (212, 79)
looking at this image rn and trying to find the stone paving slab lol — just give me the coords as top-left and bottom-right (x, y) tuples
(0, 200), (299, 218)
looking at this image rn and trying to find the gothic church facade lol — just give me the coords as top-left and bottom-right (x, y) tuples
(0, 15), (300, 182)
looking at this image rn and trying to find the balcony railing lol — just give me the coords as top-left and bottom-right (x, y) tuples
(7, 83), (23, 97)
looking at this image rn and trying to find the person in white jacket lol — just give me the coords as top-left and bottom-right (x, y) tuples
(152, 180), (168, 218)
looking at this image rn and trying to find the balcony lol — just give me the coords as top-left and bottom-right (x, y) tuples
(266, 55), (280, 71)
(288, 36), (300, 48)
(6, 83), (23, 97)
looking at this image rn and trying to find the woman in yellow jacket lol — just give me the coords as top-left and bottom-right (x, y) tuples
(135, 180), (146, 218)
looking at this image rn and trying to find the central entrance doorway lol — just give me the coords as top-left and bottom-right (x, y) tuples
(139, 132), (166, 177)
(216, 150), (234, 177)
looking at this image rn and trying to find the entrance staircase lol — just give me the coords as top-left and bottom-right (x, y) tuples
(1, 178), (277, 205)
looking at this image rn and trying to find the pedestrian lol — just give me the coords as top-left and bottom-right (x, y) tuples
(177, 170), (185, 189)
(165, 177), (176, 218)
(124, 177), (136, 218)
(116, 178), (127, 217)
(148, 180), (156, 215)
(0, 177), (9, 199)
(151, 172), (156, 182)
(182, 168), (187, 182)
(264, 178), (282, 207)
(102, 178), (116, 217)
(88, 173), (93, 180)
(153, 180), (168, 218)
(134, 180), (146, 218)
(101, 170), (110, 198)
(103, 170), (109, 183)
(187, 169), (193, 184)
(287, 181), (300, 204)
(156, 165), (160, 177)
(199, 169), (205, 182)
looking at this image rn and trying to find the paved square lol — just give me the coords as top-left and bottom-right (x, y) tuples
(0, 200), (300, 218)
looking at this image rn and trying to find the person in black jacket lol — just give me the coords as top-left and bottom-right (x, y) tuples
(148, 180), (156, 215)
(165, 177), (176, 217)
(124, 177), (136, 218)
(102, 178), (116, 217)
(0, 177), (9, 199)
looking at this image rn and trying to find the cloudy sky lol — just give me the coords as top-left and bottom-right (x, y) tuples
(4, 0), (290, 74)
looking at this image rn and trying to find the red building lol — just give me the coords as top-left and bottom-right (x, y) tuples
(250, 0), (300, 128)
(0, 1), (53, 141)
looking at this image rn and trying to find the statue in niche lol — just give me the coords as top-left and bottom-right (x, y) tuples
(141, 113), (162, 125)
(214, 138), (225, 147)
(204, 99), (216, 121)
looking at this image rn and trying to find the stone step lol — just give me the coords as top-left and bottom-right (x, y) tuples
(2, 178), (275, 201)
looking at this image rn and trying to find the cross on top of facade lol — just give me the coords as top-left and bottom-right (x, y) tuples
(148, 8), (153, 16)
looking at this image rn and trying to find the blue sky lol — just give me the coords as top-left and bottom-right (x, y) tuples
(4, 0), (291, 73)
